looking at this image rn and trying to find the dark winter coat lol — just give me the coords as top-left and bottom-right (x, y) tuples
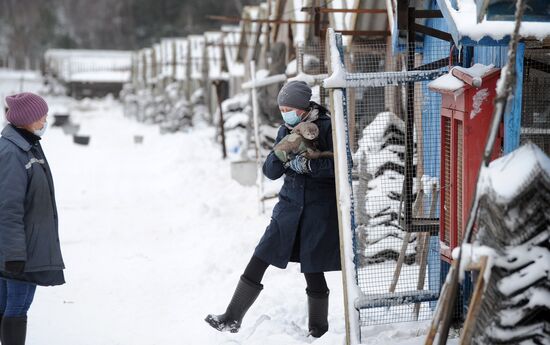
(254, 103), (341, 273)
(0, 125), (65, 286)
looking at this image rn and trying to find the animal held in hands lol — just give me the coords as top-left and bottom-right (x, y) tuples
(274, 122), (334, 162)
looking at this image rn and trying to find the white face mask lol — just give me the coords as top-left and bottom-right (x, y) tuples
(33, 122), (48, 137)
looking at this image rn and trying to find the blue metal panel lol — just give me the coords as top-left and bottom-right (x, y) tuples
(473, 45), (508, 67)
(504, 43), (525, 153)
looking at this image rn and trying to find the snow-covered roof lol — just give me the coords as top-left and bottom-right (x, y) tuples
(204, 32), (228, 80)
(437, 0), (550, 45)
(44, 49), (132, 83)
(428, 63), (497, 93)
(160, 38), (179, 79)
(223, 30), (245, 77)
(292, 0), (308, 44)
(188, 35), (205, 80)
(174, 39), (188, 81)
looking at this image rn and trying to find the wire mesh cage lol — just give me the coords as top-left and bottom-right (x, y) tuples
(331, 38), (455, 326)
(520, 45), (550, 155)
(296, 42), (330, 109)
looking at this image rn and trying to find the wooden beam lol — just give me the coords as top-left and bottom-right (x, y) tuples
(412, 23), (453, 42)
(302, 7), (387, 14)
(321, 29), (390, 36)
(207, 15), (317, 24)
(525, 56), (550, 74)
(414, 10), (444, 18)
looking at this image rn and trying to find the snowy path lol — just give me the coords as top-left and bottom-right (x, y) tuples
(20, 99), (441, 345)
(28, 100), (347, 345)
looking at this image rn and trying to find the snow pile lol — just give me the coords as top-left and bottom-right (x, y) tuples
(463, 143), (550, 345)
(214, 92), (252, 161)
(354, 112), (418, 265)
(120, 82), (193, 132)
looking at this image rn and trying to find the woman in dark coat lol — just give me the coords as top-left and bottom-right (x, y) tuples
(206, 81), (340, 338)
(0, 93), (65, 345)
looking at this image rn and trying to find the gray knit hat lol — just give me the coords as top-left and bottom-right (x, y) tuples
(277, 81), (312, 110)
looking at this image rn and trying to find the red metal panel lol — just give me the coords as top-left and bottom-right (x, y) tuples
(438, 70), (502, 262)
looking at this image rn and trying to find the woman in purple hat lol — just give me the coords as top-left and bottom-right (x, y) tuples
(0, 92), (65, 345)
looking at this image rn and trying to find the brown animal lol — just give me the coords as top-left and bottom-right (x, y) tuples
(273, 122), (334, 162)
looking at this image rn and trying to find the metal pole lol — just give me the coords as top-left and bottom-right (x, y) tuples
(404, 7), (416, 229)
(213, 80), (227, 159)
(250, 60), (265, 214)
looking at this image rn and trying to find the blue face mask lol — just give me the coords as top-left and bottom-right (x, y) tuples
(33, 122), (48, 137)
(281, 110), (301, 126)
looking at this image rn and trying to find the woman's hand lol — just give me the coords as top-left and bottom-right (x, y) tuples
(287, 155), (311, 174)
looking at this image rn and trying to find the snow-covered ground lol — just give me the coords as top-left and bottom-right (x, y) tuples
(14, 98), (434, 344)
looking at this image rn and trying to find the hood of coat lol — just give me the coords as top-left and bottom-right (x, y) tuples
(0, 124), (33, 152)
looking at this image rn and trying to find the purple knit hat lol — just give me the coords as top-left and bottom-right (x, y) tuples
(5, 92), (49, 126)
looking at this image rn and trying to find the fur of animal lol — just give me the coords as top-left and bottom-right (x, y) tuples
(273, 122), (334, 162)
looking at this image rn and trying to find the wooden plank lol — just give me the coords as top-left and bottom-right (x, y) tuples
(301, 7), (388, 14)
(326, 32), (352, 345)
(412, 23), (453, 42)
(207, 15), (317, 24)
(424, 259), (458, 345)
(355, 290), (440, 309)
(460, 256), (489, 345)
(321, 29), (391, 36)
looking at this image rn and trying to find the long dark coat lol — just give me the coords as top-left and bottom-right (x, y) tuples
(254, 103), (341, 273)
(0, 125), (65, 286)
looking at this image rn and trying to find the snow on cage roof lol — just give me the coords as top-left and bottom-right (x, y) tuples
(205, 32), (227, 81)
(292, 0), (308, 45)
(428, 63), (497, 93)
(188, 35), (205, 80)
(223, 29), (244, 77)
(174, 38), (188, 81)
(479, 142), (550, 203)
(437, 0), (550, 45)
(44, 49), (132, 83)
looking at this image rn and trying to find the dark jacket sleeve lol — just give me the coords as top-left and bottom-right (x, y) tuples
(263, 126), (287, 180)
(308, 121), (335, 179)
(0, 150), (28, 262)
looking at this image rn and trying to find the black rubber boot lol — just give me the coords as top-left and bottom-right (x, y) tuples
(307, 289), (329, 338)
(1, 316), (27, 345)
(205, 276), (263, 333)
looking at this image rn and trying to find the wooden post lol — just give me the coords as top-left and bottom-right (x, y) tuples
(460, 256), (489, 345)
(326, 29), (360, 345)
(213, 80), (227, 159)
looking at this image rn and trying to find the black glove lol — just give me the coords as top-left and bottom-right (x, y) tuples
(4, 261), (25, 274)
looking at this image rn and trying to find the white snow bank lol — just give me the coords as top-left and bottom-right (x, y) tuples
(68, 71), (130, 83)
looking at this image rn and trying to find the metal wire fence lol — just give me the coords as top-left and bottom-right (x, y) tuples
(332, 38), (453, 327)
(521, 46), (550, 155)
(296, 42), (330, 109)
